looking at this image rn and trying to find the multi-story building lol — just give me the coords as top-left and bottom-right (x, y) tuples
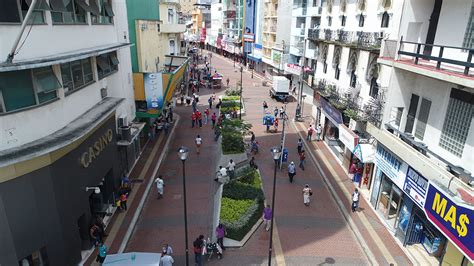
(221, 0), (244, 60)
(208, 0), (224, 52)
(159, 0), (186, 57)
(180, 0), (197, 15)
(307, 0), (473, 265)
(0, 1), (135, 264)
(261, 0), (292, 76)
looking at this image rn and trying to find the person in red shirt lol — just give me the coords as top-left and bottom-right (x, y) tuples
(211, 112), (217, 128)
(274, 117), (279, 132)
(191, 112), (197, 128)
(204, 108), (210, 124)
(196, 110), (203, 128)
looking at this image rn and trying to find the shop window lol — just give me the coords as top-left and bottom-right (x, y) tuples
(414, 98), (431, 140)
(91, 0), (114, 24)
(51, 0), (87, 24)
(20, 0), (46, 24)
(439, 89), (474, 157)
(358, 14), (365, 27)
(381, 11), (389, 28)
(61, 58), (94, 94)
(19, 247), (50, 265)
(97, 52), (119, 80)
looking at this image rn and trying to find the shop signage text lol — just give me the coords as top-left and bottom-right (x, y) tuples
(404, 167), (428, 208)
(80, 129), (114, 168)
(244, 33), (255, 42)
(285, 63), (302, 76)
(320, 97), (343, 124)
(338, 124), (358, 151)
(424, 182), (473, 261)
(375, 144), (408, 189)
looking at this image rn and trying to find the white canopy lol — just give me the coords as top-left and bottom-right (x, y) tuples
(353, 143), (375, 163)
(103, 252), (161, 265)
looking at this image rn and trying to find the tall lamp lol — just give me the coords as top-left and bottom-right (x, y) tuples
(268, 147), (282, 266)
(178, 146), (190, 266)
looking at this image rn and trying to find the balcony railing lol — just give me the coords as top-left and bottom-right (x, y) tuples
(308, 29), (320, 41)
(307, 29), (381, 49)
(398, 38), (474, 76)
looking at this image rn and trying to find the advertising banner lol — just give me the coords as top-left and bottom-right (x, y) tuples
(253, 43), (262, 59)
(424, 182), (473, 262)
(374, 144), (408, 189)
(285, 63), (302, 75)
(319, 97), (343, 125)
(272, 49), (282, 65)
(338, 124), (359, 152)
(144, 73), (164, 110)
(403, 166), (429, 208)
(244, 0), (256, 53)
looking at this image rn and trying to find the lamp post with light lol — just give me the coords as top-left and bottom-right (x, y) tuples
(178, 146), (190, 266)
(268, 147), (282, 266)
(240, 66), (243, 120)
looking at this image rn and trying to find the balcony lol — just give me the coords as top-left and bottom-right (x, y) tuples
(307, 29), (381, 50)
(308, 29), (320, 41)
(379, 39), (474, 87)
(161, 23), (186, 33)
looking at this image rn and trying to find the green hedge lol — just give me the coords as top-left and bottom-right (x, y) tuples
(219, 171), (264, 241)
(220, 101), (241, 109)
(222, 96), (241, 101)
(221, 119), (251, 155)
(225, 88), (241, 96)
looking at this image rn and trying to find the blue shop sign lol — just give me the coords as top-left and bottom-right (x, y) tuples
(375, 144), (407, 189)
(424, 182), (473, 262)
(403, 167), (429, 208)
(320, 97), (343, 125)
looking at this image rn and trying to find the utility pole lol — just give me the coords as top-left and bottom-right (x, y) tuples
(279, 104), (287, 169)
(240, 66), (243, 120)
(296, 38), (307, 121)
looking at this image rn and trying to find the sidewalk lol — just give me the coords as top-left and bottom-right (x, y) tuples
(293, 119), (413, 265)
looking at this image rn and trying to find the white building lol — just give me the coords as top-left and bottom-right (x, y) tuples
(0, 1), (137, 264)
(208, 0), (224, 50)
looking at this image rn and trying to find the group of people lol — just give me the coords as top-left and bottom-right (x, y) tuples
(306, 124), (322, 142)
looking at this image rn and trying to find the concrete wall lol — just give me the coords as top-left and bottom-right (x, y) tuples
(135, 20), (161, 73)
(276, 0), (292, 47)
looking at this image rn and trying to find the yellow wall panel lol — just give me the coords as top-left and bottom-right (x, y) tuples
(133, 73), (145, 101)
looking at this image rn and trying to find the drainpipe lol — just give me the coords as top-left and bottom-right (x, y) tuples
(6, 0), (38, 63)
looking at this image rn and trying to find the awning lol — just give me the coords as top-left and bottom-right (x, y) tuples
(247, 54), (262, 62)
(1, 42), (132, 72)
(103, 252), (161, 265)
(353, 143), (375, 163)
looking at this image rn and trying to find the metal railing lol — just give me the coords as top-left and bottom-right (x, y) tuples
(398, 37), (474, 75)
(308, 29), (320, 41)
(382, 39), (397, 58)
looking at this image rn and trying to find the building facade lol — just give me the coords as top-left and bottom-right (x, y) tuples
(0, 0), (135, 264)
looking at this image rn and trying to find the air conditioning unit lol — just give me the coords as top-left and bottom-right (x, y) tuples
(118, 115), (128, 128)
(100, 87), (108, 98)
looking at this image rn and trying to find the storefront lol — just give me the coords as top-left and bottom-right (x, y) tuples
(351, 143), (375, 190)
(371, 144), (447, 262)
(318, 97), (344, 161)
(0, 100), (124, 265)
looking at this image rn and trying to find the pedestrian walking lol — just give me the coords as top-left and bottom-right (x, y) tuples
(352, 188), (360, 212)
(208, 96), (213, 109)
(274, 117), (279, 132)
(288, 162), (296, 183)
(196, 110), (203, 128)
(204, 108), (209, 124)
(95, 242), (107, 264)
(273, 106), (278, 117)
(250, 131), (256, 143)
(155, 175), (164, 199)
(279, 106), (285, 119)
(160, 249), (174, 266)
(297, 138), (303, 154)
(263, 205), (272, 231)
(168, 106), (173, 121)
(302, 184), (312, 206)
(316, 124), (322, 141)
(263, 101), (268, 113)
(191, 112), (197, 128)
(292, 86), (297, 95)
(163, 243), (173, 255)
(215, 224), (226, 250)
(192, 99), (197, 112)
(211, 112), (217, 128)
(193, 235), (205, 266)
(307, 124), (314, 141)
(249, 156), (258, 169)
(227, 159), (236, 179)
(226, 77), (230, 87)
(119, 192), (128, 211)
(195, 135), (202, 154)
(299, 150), (306, 170)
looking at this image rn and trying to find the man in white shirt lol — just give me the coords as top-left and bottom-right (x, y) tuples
(351, 188), (360, 212)
(227, 159), (236, 179)
(215, 166), (228, 183)
(316, 124), (322, 141)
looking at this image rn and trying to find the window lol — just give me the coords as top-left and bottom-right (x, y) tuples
(349, 70), (357, 87)
(404, 93), (419, 134)
(341, 15), (346, 27)
(0, 67), (59, 113)
(60, 58), (94, 94)
(381, 11), (389, 28)
(323, 62), (328, 73)
(358, 14), (365, 27)
(414, 98), (431, 140)
(327, 16), (332, 27)
(91, 0), (114, 24)
(0, 0), (46, 24)
(168, 8), (174, 24)
(97, 52), (119, 79)
(52, 0), (87, 24)
(369, 77), (379, 98)
(335, 65), (340, 80)
(463, 3), (474, 49)
(439, 89), (474, 157)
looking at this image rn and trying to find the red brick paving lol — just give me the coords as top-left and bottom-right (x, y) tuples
(90, 51), (412, 266)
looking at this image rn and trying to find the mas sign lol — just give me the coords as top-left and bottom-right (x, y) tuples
(424, 182), (473, 262)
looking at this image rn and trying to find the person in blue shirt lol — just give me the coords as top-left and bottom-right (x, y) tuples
(96, 242), (107, 264)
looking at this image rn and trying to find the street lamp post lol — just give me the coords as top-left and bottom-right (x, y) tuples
(240, 66), (243, 120)
(296, 38), (307, 121)
(178, 147), (190, 266)
(268, 147), (282, 266)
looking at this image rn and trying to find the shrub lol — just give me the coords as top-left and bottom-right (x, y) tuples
(225, 88), (241, 96)
(220, 199), (263, 241)
(236, 167), (262, 189)
(222, 96), (241, 101)
(220, 101), (241, 109)
(220, 198), (254, 223)
(222, 180), (263, 201)
(221, 119), (251, 154)
(220, 106), (241, 114)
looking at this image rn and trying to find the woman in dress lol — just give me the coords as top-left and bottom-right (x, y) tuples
(302, 184), (312, 206)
